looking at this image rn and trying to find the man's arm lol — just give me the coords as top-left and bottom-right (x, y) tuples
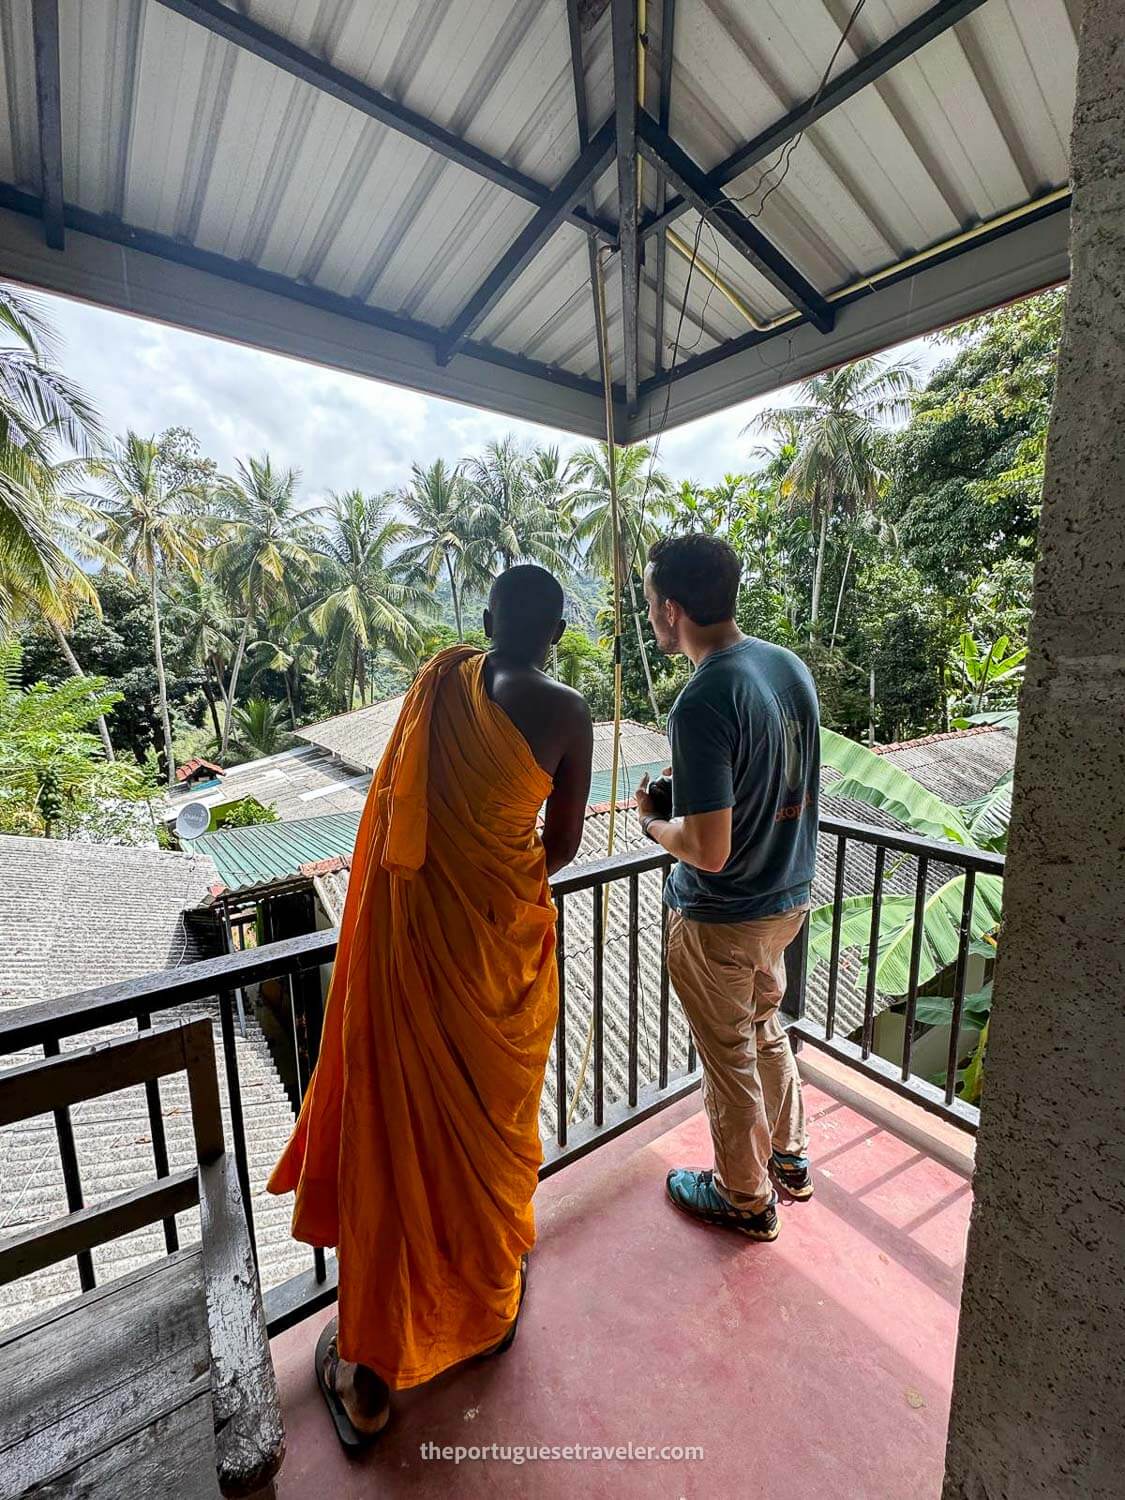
(541, 699), (594, 875)
(634, 777), (732, 872)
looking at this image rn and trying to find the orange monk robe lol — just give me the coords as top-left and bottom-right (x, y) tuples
(268, 646), (558, 1388)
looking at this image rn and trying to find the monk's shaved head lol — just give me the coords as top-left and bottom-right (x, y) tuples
(485, 565), (566, 662)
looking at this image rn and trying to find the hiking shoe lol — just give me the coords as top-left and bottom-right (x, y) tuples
(770, 1150), (814, 1200)
(665, 1168), (779, 1241)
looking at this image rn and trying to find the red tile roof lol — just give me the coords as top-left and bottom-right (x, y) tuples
(870, 724), (1005, 755)
(176, 757), (224, 782)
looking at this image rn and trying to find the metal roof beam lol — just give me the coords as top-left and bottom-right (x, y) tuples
(31, 0), (64, 250)
(640, 0), (990, 244)
(437, 123), (615, 365)
(154, 0), (618, 246)
(0, 184), (606, 409)
(612, 0), (640, 410)
(652, 0), (677, 374)
(636, 113), (835, 333)
(628, 194), (1070, 438)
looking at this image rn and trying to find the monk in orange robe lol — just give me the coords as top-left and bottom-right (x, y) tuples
(268, 565), (593, 1445)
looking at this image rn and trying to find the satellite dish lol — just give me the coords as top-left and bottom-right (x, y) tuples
(176, 801), (213, 840)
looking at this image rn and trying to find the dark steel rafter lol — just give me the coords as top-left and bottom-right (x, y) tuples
(636, 113), (834, 333)
(612, 0), (640, 410)
(565, 0), (610, 398)
(31, 0), (64, 250)
(0, 183), (604, 399)
(635, 188), (1071, 403)
(438, 123), (615, 364)
(641, 0), (990, 244)
(652, 0), (676, 374)
(154, 0), (618, 246)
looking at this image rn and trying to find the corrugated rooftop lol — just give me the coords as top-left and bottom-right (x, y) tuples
(0, 0), (1076, 437)
(0, 836), (308, 1327)
(184, 809), (363, 893)
(295, 695), (668, 779)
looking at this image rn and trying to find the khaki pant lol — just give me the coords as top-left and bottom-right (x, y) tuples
(667, 906), (808, 1213)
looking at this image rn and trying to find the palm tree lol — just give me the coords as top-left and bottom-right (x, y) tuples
(85, 433), (201, 784)
(302, 490), (431, 709)
(233, 697), (287, 758)
(749, 357), (915, 640)
(568, 441), (673, 577)
(569, 442), (673, 720)
(163, 573), (237, 743)
(210, 456), (318, 756)
(463, 436), (574, 576)
(398, 459), (484, 641)
(528, 444), (576, 514)
(0, 285), (103, 630)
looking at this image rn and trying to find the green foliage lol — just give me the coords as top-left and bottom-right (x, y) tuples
(19, 572), (166, 763)
(812, 729), (1007, 1000)
(300, 489), (431, 711)
(947, 630), (1027, 720)
(0, 641), (155, 838)
(232, 697), (289, 758)
(960, 771), (1014, 853)
(912, 986), (992, 1030)
(887, 290), (1064, 591)
(821, 726), (973, 844)
(212, 796), (279, 829)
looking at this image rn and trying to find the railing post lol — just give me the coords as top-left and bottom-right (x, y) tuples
(782, 911), (809, 1024)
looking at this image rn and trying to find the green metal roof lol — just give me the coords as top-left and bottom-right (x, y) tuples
(185, 811), (361, 894)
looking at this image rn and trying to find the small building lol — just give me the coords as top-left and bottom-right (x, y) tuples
(174, 756), (224, 790)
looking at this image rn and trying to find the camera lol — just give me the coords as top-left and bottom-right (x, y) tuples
(645, 775), (673, 820)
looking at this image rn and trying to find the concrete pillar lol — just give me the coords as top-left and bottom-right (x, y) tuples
(942, 4), (1125, 1496)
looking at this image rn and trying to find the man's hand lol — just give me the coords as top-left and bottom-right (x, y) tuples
(634, 771), (733, 872)
(635, 772), (656, 820)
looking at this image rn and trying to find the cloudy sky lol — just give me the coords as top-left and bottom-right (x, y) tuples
(32, 286), (946, 502)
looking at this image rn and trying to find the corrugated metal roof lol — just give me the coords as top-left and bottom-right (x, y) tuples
(296, 691), (669, 779)
(0, 0), (1076, 437)
(185, 810), (362, 893)
(294, 694), (406, 773)
(165, 742), (372, 824)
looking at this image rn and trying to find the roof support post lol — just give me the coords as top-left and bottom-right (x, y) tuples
(31, 0), (64, 250)
(652, 0), (676, 374)
(636, 112), (835, 333)
(611, 0), (640, 411)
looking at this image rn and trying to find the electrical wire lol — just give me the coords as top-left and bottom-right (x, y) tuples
(626, 0), (870, 591)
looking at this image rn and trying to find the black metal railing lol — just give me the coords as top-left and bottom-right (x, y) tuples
(783, 816), (1005, 1135)
(0, 816), (1003, 1336)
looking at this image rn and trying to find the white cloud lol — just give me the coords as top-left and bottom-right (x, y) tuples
(32, 287), (945, 499)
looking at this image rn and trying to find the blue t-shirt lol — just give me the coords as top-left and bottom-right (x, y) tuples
(665, 637), (819, 923)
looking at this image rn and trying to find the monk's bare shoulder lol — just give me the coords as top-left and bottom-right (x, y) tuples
(533, 675), (592, 741)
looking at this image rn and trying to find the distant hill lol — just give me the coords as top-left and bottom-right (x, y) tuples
(431, 570), (608, 639)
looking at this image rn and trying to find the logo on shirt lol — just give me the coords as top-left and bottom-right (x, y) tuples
(782, 715), (804, 791)
(775, 791), (813, 823)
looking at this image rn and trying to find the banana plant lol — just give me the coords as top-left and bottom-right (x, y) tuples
(948, 631), (1027, 716)
(809, 729), (1008, 997)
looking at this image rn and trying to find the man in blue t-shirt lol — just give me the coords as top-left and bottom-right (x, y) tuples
(635, 533), (819, 1242)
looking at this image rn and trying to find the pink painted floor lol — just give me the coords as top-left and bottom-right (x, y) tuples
(270, 1084), (972, 1499)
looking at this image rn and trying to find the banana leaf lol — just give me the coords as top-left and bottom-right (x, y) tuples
(820, 727), (974, 845)
(960, 770), (1013, 852)
(912, 988), (993, 1028)
(808, 873), (1004, 996)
